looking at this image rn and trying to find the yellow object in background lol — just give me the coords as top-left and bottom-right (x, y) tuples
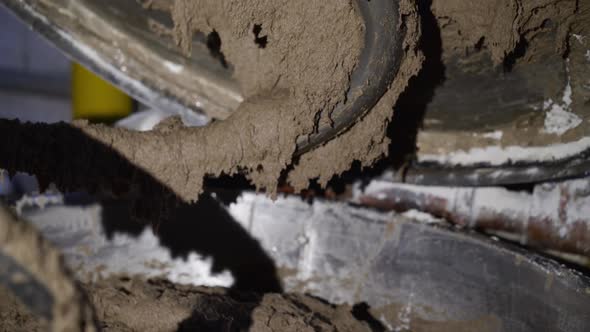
(72, 63), (133, 122)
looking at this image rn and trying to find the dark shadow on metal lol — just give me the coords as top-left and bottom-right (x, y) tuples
(296, 0), (446, 195)
(177, 291), (265, 331)
(2, 117), (590, 330)
(101, 194), (283, 293)
(0, 118), (282, 330)
(352, 303), (386, 332)
(386, 0), (445, 169)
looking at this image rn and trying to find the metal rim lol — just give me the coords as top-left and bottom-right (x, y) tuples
(399, 149), (590, 187)
(296, 0), (404, 154)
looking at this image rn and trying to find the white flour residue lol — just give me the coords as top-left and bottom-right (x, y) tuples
(163, 60), (184, 73)
(401, 209), (445, 224)
(379, 315), (395, 331)
(471, 188), (530, 224)
(542, 62), (581, 135)
(572, 34), (590, 62)
(394, 290), (414, 332)
(15, 193), (64, 214)
(572, 34), (585, 44)
(419, 58), (588, 166)
(514, 179), (590, 241)
(21, 202), (234, 287)
(481, 130), (503, 140)
(418, 136), (590, 166)
(553, 180), (590, 239)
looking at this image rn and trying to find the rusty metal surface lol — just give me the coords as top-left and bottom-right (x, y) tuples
(358, 177), (590, 257)
(235, 194), (590, 331)
(15, 191), (590, 331)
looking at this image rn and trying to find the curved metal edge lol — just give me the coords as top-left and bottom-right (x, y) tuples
(225, 193), (590, 331)
(1, 0), (209, 119)
(6, 0), (403, 151)
(295, 0), (404, 154)
(372, 221), (590, 330)
(400, 147), (590, 187)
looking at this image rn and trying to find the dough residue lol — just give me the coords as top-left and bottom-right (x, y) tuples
(0, 0), (422, 210)
(432, 0), (577, 64)
(0, 206), (96, 331)
(2, 277), (374, 332)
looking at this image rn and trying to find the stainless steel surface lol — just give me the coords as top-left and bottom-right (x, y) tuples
(16, 191), (590, 331)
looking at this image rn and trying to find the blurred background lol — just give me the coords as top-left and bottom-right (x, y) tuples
(0, 6), (71, 123)
(0, 5), (136, 196)
(0, 6), (134, 125)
